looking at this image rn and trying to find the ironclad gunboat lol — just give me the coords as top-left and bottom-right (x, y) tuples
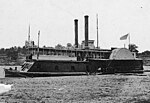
(4, 15), (143, 77)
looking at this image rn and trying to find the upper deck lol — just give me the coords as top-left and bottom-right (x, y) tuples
(28, 47), (113, 60)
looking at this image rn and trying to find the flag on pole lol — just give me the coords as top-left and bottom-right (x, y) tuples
(120, 33), (129, 40)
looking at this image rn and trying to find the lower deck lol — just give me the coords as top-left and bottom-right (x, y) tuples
(89, 59), (143, 74)
(5, 59), (144, 77)
(28, 59), (143, 74)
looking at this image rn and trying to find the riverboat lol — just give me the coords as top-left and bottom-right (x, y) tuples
(4, 15), (143, 77)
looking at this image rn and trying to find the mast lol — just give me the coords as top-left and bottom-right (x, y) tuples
(27, 24), (30, 56)
(37, 30), (40, 60)
(96, 14), (99, 49)
(28, 24), (30, 42)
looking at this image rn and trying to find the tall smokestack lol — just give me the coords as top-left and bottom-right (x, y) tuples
(84, 15), (89, 49)
(74, 19), (78, 48)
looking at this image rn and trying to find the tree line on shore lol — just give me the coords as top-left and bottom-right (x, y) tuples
(0, 46), (27, 61)
(0, 43), (74, 63)
(0, 44), (149, 63)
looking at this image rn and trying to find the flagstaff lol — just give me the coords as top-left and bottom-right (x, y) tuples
(120, 33), (130, 49)
(37, 30), (40, 60)
(96, 14), (99, 49)
(128, 33), (130, 50)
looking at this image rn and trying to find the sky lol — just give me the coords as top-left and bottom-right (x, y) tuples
(0, 0), (150, 52)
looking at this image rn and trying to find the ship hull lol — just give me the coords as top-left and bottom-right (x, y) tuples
(89, 59), (144, 74)
(4, 69), (88, 77)
(4, 59), (144, 77)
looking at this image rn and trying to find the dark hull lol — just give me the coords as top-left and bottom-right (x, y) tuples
(4, 69), (88, 77)
(89, 59), (144, 74)
(4, 59), (144, 77)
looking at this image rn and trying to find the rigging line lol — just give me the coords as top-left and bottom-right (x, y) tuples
(48, 0), (75, 17)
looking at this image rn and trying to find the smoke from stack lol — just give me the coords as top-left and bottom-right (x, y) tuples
(84, 15), (89, 49)
(74, 19), (78, 48)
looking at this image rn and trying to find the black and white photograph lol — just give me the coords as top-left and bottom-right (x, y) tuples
(0, 0), (150, 102)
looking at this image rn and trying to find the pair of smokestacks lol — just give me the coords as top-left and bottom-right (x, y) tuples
(74, 15), (89, 49)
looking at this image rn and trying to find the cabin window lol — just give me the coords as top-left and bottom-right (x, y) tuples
(55, 65), (59, 71)
(86, 65), (89, 72)
(71, 66), (75, 71)
(37, 64), (41, 69)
